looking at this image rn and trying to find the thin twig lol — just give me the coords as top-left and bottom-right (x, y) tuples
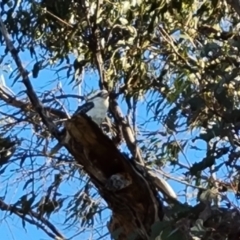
(42, 94), (85, 103)
(45, 9), (73, 28)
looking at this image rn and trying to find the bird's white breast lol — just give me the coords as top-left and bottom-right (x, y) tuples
(87, 98), (109, 125)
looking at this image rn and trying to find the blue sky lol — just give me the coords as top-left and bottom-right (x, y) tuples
(0, 48), (125, 239)
(0, 17), (236, 238)
(0, 46), (209, 239)
(0, 2), (238, 240)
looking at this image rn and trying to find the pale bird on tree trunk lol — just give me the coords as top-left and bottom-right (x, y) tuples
(48, 90), (109, 156)
(74, 89), (109, 125)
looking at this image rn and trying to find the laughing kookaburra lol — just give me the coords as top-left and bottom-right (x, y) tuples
(47, 90), (109, 156)
(74, 89), (109, 125)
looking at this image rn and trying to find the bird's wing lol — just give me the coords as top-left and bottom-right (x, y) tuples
(74, 102), (94, 115)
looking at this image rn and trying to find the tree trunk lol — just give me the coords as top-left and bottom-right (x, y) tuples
(64, 114), (164, 239)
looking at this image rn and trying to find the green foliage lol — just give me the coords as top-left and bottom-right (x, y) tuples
(1, 0), (240, 239)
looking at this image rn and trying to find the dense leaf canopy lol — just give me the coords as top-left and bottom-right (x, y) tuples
(1, 0), (240, 239)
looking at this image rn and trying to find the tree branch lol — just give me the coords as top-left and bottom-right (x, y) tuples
(42, 94), (85, 103)
(0, 89), (67, 119)
(88, 25), (145, 165)
(0, 199), (66, 240)
(109, 99), (145, 165)
(0, 18), (61, 139)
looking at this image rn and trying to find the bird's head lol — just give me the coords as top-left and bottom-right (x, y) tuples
(87, 89), (109, 101)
